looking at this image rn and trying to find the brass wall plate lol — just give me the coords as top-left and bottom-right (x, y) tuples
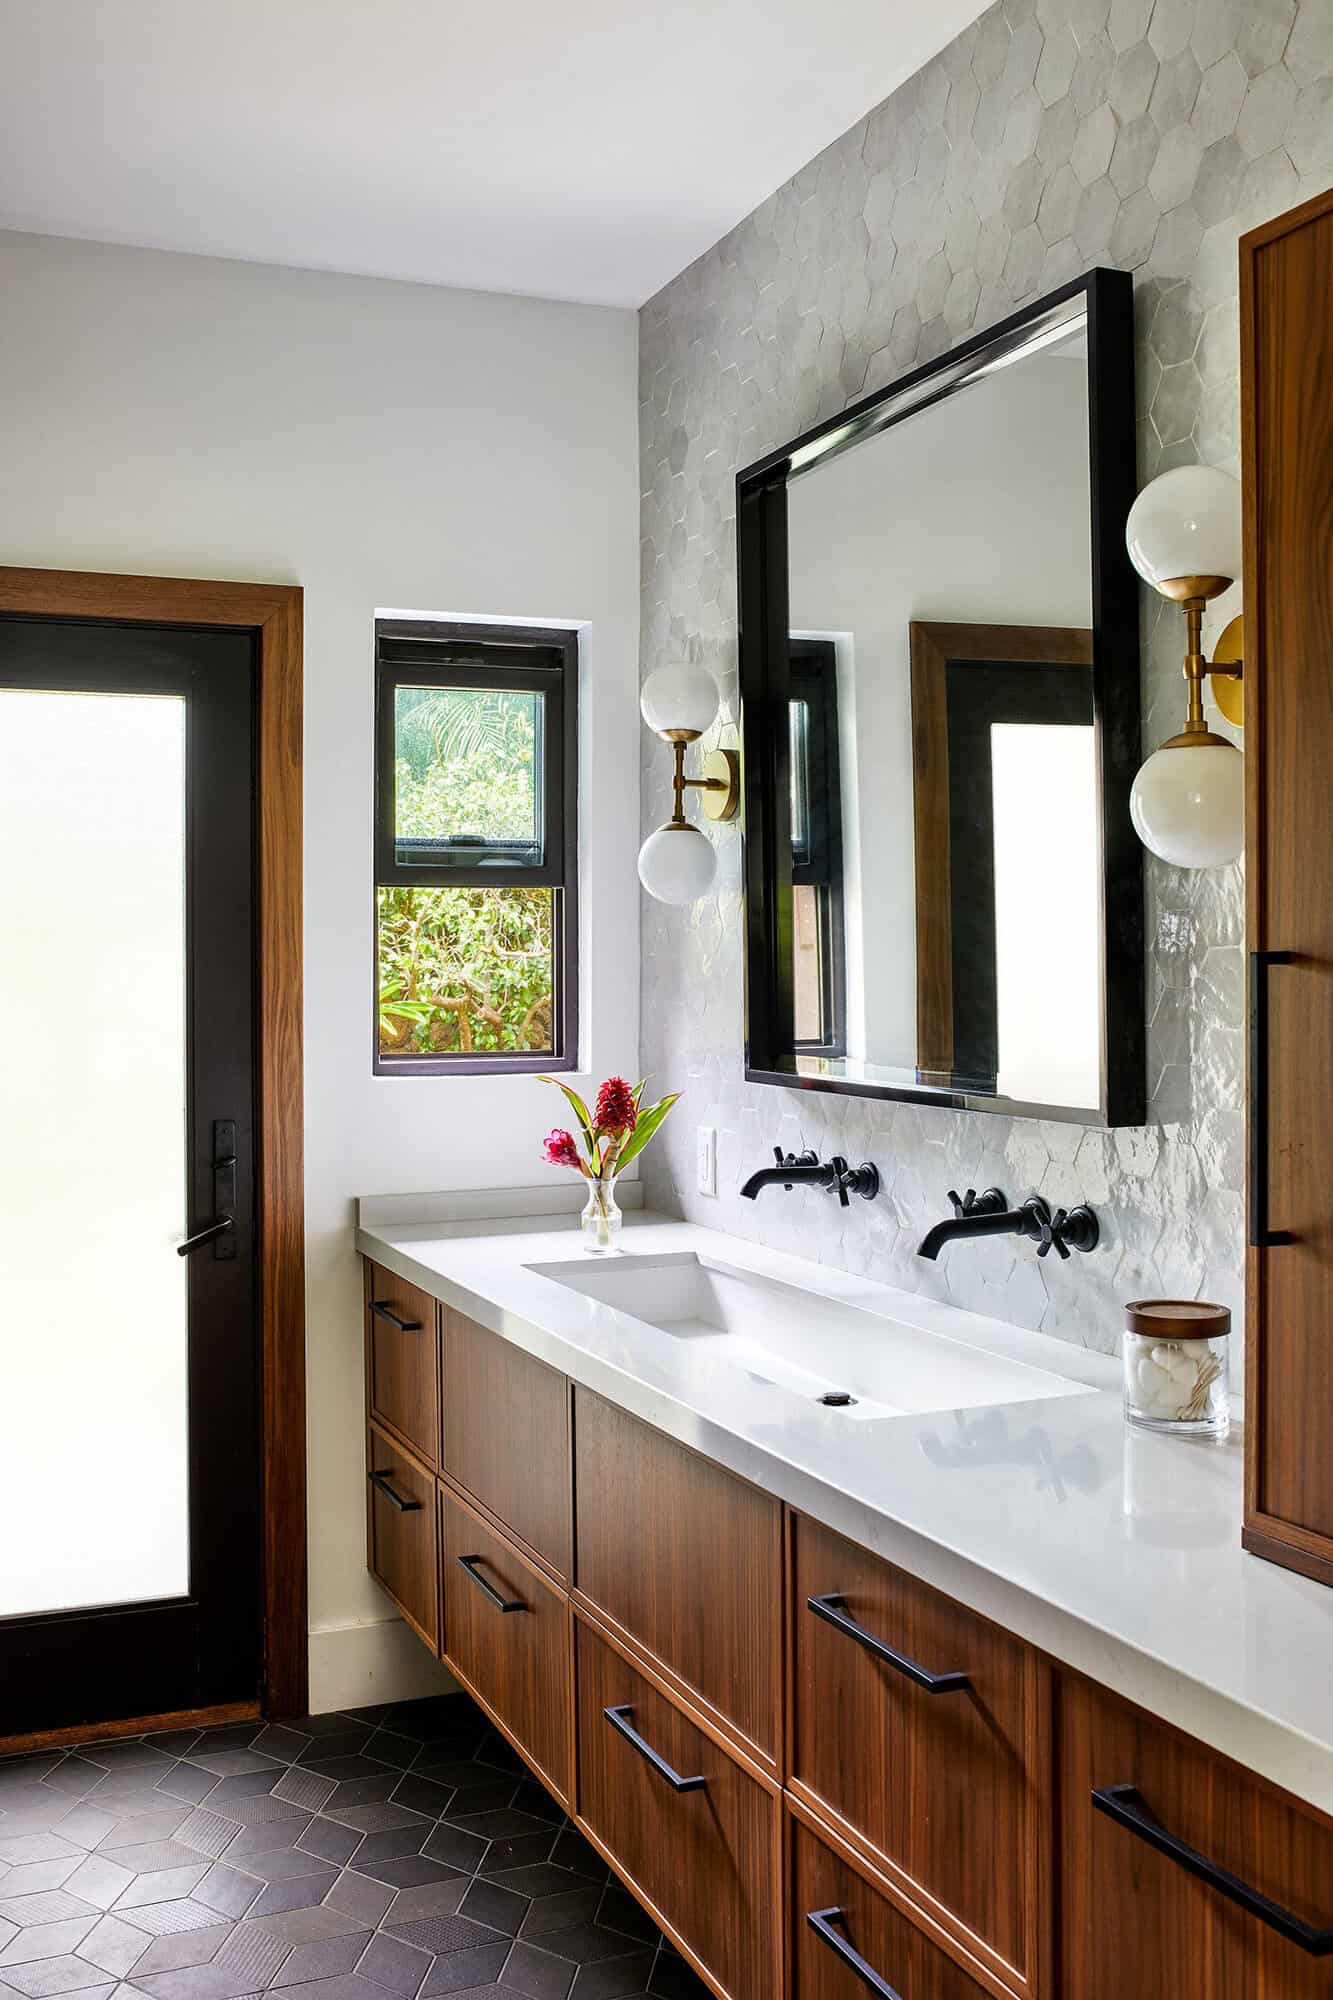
(700, 747), (741, 821)
(1210, 614), (1244, 729)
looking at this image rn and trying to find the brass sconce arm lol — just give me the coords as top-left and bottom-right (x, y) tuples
(1164, 587), (1245, 744)
(667, 736), (740, 824)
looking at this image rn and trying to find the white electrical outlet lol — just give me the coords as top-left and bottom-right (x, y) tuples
(696, 1124), (717, 1197)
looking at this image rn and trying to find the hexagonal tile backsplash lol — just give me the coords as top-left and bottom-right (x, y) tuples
(638, 0), (1333, 1381)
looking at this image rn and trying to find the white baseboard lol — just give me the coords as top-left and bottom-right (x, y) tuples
(308, 1616), (458, 1714)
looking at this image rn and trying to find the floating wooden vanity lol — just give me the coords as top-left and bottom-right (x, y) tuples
(362, 1258), (1333, 1999)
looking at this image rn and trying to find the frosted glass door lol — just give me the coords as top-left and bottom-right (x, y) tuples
(0, 690), (189, 1616)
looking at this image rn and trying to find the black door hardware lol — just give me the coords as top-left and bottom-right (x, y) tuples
(602, 1704), (707, 1792)
(1092, 1784), (1333, 1954)
(1249, 949), (1295, 1248)
(177, 1118), (238, 1259)
(806, 1594), (970, 1694)
(370, 1299), (424, 1331)
(457, 1554), (527, 1613)
(368, 1469), (421, 1512)
(806, 1909), (903, 1998)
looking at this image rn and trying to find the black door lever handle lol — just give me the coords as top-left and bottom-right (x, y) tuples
(177, 1217), (235, 1256)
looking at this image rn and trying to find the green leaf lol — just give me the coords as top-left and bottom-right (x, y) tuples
(538, 1075), (596, 1157)
(614, 1092), (681, 1173)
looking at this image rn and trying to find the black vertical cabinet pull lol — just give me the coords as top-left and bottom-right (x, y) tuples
(1092, 1785), (1333, 1954)
(1249, 949), (1295, 1247)
(807, 1594), (970, 1693)
(177, 1117), (238, 1260)
(806, 1909), (904, 1998)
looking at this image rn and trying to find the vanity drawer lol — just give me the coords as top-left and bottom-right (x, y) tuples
(441, 1307), (571, 1577)
(365, 1260), (440, 1468)
(366, 1422), (438, 1651)
(1059, 1673), (1333, 1999)
(790, 1512), (1048, 1997)
(790, 1812), (992, 2000)
(572, 1388), (780, 1764)
(440, 1488), (570, 1805)
(574, 1615), (778, 2000)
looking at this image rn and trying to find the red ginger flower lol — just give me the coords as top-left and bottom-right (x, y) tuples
(542, 1128), (583, 1169)
(594, 1075), (637, 1137)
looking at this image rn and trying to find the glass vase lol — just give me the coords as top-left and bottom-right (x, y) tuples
(581, 1174), (622, 1254)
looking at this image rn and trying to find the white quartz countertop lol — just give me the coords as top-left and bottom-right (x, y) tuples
(356, 1202), (1333, 1816)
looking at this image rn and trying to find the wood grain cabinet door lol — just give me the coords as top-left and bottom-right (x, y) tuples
(441, 1308), (571, 1577)
(1059, 1673), (1333, 1999)
(790, 1813), (994, 2000)
(366, 1422), (438, 1652)
(1242, 187), (1333, 1588)
(440, 1488), (570, 1805)
(574, 1615), (779, 2000)
(365, 1261), (440, 1470)
(790, 1513), (1049, 1999)
(572, 1388), (781, 1767)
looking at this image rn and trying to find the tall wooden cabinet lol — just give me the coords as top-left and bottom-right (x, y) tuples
(1242, 187), (1333, 1588)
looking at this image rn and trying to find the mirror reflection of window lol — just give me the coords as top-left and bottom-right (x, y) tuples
(788, 640), (846, 1056)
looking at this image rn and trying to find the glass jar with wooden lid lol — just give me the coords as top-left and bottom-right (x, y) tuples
(1123, 1300), (1230, 1439)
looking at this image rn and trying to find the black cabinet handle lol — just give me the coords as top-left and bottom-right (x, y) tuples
(457, 1554), (526, 1613)
(1249, 950), (1296, 1247)
(1092, 1785), (1333, 1955)
(807, 1594), (970, 1693)
(603, 1704), (706, 1792)
(371, 1299), (424, 1332)
(807, 1909), (903, 1998)
(368, 1469), (421, 1512)
(177, 1217), (234, 1256)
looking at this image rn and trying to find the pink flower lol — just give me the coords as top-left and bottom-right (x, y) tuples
(594, 1076), (638, 1137)
(542, 1128), (583, 1170)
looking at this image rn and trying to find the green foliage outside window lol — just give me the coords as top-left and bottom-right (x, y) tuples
(378, 687), (555, 1058)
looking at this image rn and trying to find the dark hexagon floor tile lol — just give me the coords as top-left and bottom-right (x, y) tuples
(567, 1952), (656, 2000)
(81, 1750), (173, 1779)
(456, 1883), (526, 1940)
(272, 1776), (335, 1818)
(269, 1930), (372, 1987)
(354, 1931), (430, 1998)
(344, 1824), (428, 1870)
(248, 1731), (310, 1770)
(361, 1738), (415, 1776)
(516, 1891), (599, 1941)
(431, 1787), (512, 1824)
(418, 1938), (509, 1995)
(0, 1891), (99, 1928)
(526, 1926), (635, 1969)
(195, 1774), (279, 1805)
(380, 1882), (466, 1929)
(296, 1764), (391, 1791)
(205, 1800), (306, 1831)
(352, 1857), (455, 1892)
(419, 1832), (485, 1880)
(184, 1756), (278, 1784)
(108, 1902), (220, 1940)
(506, 1791), (559, 1831)
(131, 1923), (236, 1975)
(267, 1975), (394, 2000)
(188, 1731), (262, 1758)
(134, 1965), (258, 2000)
(271, 1720), (360, 1744)
(321, 1875), (394, 1931)
(292, 1740), (371, 1772)
(644, 1951), (706, 1998)
(319, 1784), (397, 1818)
(248, 1869), (339, 1920)
(496, 1940), (573, 1999)
(384, 1917), (502, 1957)
(191, 1867), (263, 1922)
(222, 1823), (313, 1868)
(39, 1764), (105, 1803)
(293, 1825), (359, 1871)
(383, 1783), (450, 1828)
(152, 1773), (217, 1811)
(50, 1810), (119, 1855)
(230, 1848), (329, 1888)
(0, 1951), (113, 1996)
(476, 1839), (553, 1882)
(74, 1911), (154, 1979)
(140, 1735), (202, 1760)
(592, 1891), (654, 1948)
(172, 1816), (238, 1865)
(213, 1919), (289, 1989)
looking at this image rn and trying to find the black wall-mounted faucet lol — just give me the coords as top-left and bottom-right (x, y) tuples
(917, 1187), (1099, 1262)
(740, 1147), (880, 1207)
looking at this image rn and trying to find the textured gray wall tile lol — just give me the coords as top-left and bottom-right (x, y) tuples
(638, 0), (1333, 1380)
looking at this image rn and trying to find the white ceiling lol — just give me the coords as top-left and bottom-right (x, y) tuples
(0, 0), (985, 308)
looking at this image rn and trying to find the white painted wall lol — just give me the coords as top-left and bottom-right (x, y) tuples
(0, 229), (641, 1708)
(787, 351), (1092, 1072)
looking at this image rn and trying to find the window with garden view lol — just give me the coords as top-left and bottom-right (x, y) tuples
(374, 621), (578, 1073)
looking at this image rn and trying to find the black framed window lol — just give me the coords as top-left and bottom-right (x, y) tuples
(374, 619), (578, 1074)
(789, 638), (846, 1056)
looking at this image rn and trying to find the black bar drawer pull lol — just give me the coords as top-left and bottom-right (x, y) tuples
(807, 1593), (970, 1693)
(807, 1908), (903, 1998)
(371, 1299), (424, 1332)
(603, 1704), (706, 1793)
(178, 1217), (234, 1256)
(1249, 949), (1295, 1247)
(368, 1469), (422, 1513)
(457, 1554), (527, 1613)
(1092, 1785), (1333, 1955)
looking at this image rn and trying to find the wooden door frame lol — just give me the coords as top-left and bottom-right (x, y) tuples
(0, 565), (307, 1716)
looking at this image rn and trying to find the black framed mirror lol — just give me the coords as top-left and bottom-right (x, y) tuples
(737, 268), (1144, 1126)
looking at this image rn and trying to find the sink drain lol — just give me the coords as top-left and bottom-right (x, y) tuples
(817, 1390), (857, 1407)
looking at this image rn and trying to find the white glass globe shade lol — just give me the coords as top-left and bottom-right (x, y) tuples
(1130, 741), (1244, 869)
(641, 663), (719, 738)
(637, 823), (717, 904)
(1125, 465), (1242, 590)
